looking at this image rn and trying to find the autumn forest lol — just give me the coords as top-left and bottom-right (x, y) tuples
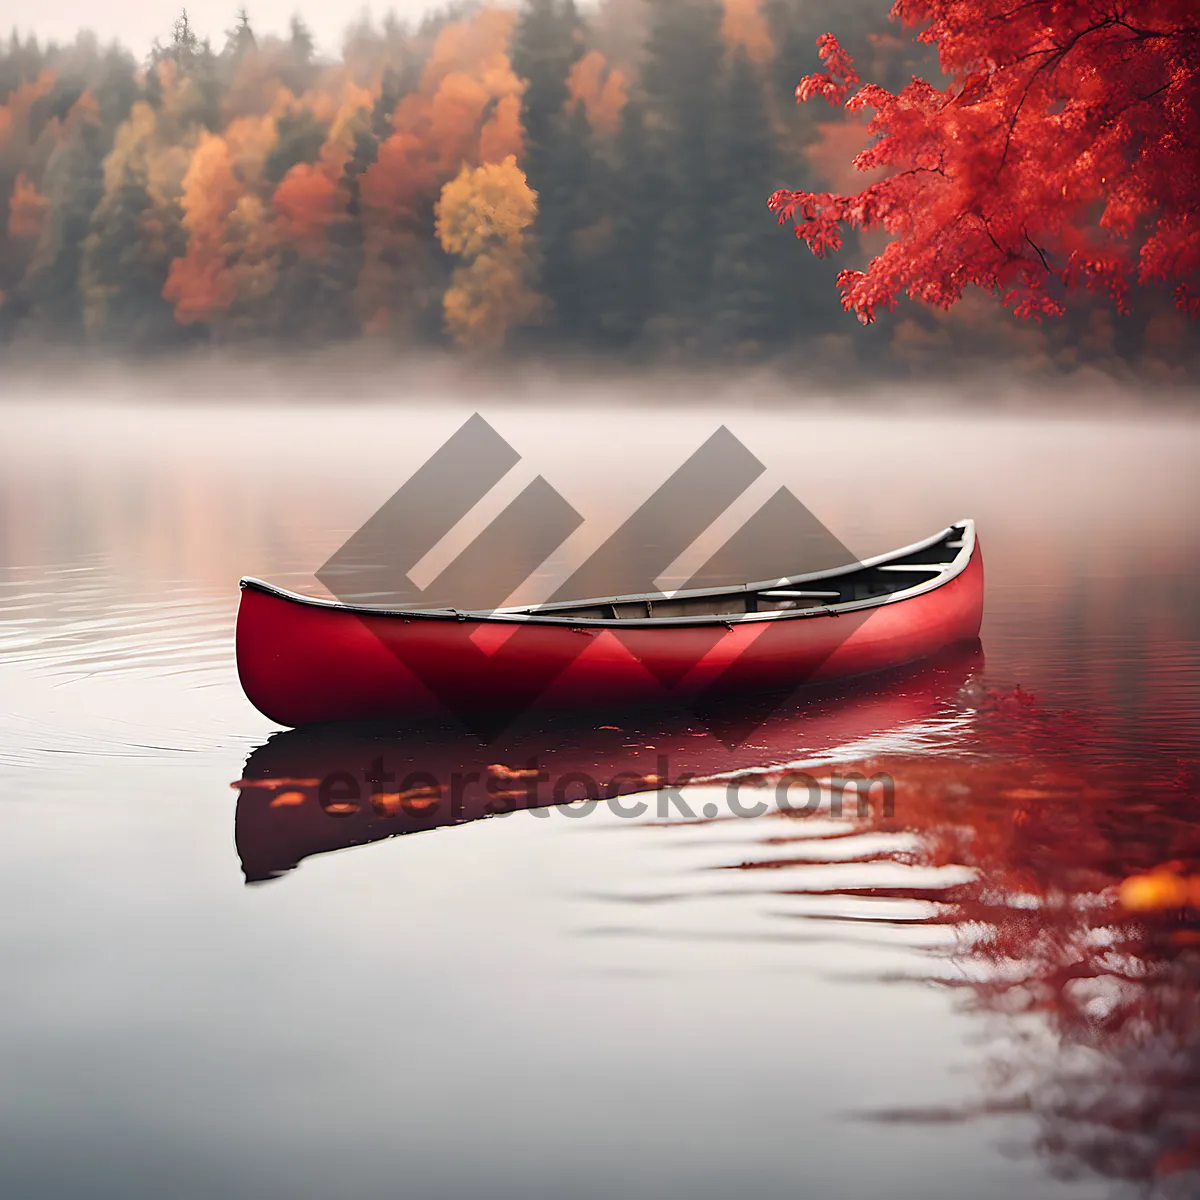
(0, 0), (1195, 375)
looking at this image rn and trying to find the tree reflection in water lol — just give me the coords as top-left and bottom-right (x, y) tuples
(231, 665), (1198, 1195)
(717, 688), (1200, 1197)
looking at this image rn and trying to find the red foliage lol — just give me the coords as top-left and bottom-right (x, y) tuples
(769, 2), (1200, 322)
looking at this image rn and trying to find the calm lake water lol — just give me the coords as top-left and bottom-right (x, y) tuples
(2, 378), (1198, 1200)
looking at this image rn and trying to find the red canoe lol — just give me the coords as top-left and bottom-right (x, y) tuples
(237, 519), (983, 728)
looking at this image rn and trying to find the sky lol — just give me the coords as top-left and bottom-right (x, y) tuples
(7, 1), (441, 60)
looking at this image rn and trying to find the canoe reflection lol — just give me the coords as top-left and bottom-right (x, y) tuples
(233, 644), (982, 882)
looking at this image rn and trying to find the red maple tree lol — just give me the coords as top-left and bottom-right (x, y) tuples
(769, 1), (1200, 322)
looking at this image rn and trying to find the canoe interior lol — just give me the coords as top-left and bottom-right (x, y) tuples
(502, 523), (968, 621)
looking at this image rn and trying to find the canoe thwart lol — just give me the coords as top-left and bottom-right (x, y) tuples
(759, 590), (842, 599)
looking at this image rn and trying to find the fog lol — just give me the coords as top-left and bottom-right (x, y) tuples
(11, 3), (431, 62)
(2, 349), (1197, 412)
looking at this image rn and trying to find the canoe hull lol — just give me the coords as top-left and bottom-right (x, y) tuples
(236, 536), (984, 728)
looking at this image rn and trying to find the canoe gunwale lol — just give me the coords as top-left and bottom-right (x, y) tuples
(239, 519), (976, 630)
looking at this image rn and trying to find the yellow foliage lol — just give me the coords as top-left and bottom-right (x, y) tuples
(436, 155), (537, 258)
(435, 156), (544, 349)
(443, 252), (547, 350)
(100, 101), (194, 211)
(356, 5), (526, 330)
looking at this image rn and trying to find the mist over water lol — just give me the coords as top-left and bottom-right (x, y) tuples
(1, 371), (1199, 1199)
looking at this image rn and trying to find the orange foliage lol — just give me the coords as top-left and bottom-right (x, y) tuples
(721, 0), (773, 64)
(318, 81), (373, 177)
(29, 87), (101, 148)
(363, 11), (523, 217)
(7, 171), (49, 240)
(59, 88), (101, 139)
(163, 132), (243, 322)
(161, 79), (374, 320)
(566, 50), (627, 137)
(0, 70), (56, 155)
(357, 6), (525, 332)
(78, 6), (530, 335)
(480, 93), (524, 163)
(262, 83), (371, 260)
(273, 163), (341, 256)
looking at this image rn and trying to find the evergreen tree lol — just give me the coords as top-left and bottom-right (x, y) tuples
(511, 0), (581, 185)
(759, 0), (876, 345)
(93, 47), (139, 130)
(707, 51), (791, 353)
(548, 99), (601, 339)
(21, 120), (108, 335)
(600, 97), (660, 348)
(155, 10), (201, 68)
(640, 0), (726, 350)
(281, 16), (318, 94)
(81, 170), (188, 347)
(0, 32), (43, 99)
(289, 14), (315, 60)
(222, 8), (258, 62)
(265, 107), (326, 184)
(512, 0), (593, 340)
(342, 68), (398, 225)
(148, 11), (221, 129)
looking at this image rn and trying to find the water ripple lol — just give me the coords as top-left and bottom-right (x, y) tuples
(0, 561), (255, 767)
